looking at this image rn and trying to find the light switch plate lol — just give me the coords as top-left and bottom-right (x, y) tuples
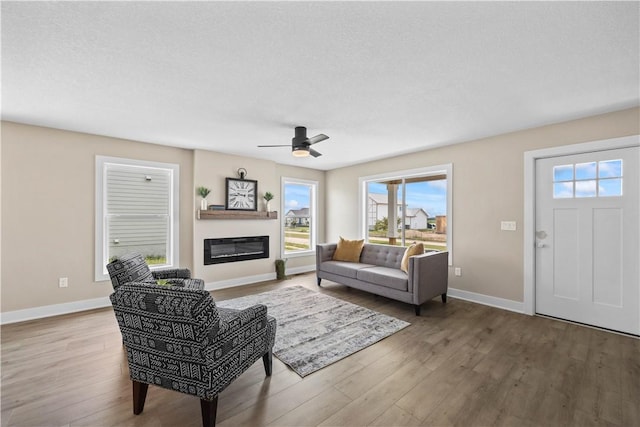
(501, 221), (517, 231)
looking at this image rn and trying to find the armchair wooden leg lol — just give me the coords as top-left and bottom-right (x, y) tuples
(132, 380), (148, 415)
(441, 293), (447, 303)
(317, 277), (322, 287)
(200, 397), (218, 427)
(263, 350), (273, 376)
(414, 305), (421, 316)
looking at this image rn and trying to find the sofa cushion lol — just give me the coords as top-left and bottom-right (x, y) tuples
(332, 237), (364, 262)
(401, 243), (425, 273)
(320, 260), (376, 279)
(356, 266), (408, 291)
(360, 244), (405, 269)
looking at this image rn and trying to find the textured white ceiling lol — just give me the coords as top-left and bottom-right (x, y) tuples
(2, 1), (638, 170)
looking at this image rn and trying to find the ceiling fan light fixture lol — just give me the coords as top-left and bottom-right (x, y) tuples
(292, 147), (310, 157)
(258, 126), (328, 158)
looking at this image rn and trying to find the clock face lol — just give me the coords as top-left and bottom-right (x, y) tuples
(226, 178), (257, 210)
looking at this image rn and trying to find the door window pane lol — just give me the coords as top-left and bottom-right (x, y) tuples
(552, 159), (624, 199)
(575, 180), (597, 198)
(554, 182), (574, 198)
(553, 165), (573, 181)
(598, 159), (622, 178)
(599, 178), (623, 197)
(575, 162), (596, 180)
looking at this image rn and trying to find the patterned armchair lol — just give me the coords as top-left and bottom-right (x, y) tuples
(110, 283), (276, 427)
(106, 252), (205, 290)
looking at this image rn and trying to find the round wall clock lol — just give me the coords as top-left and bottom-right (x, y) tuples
(225, 178), (258, 211)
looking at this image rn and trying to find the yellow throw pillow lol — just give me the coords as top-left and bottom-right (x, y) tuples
(401, 243), (425, 273)
(332, 237), (365, 263)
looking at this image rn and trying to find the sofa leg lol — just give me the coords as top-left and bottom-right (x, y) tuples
(441, 293), (447, 303)
(132, 380), (148, 415)
(201, 397), (218, 427)
(262, 350), (273, 376)
(317, 277), (322, 287)
(414, 305), (421, 316)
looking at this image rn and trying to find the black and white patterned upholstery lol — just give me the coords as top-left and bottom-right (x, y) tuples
(106, 252), (205, 290)
(110, 282), (276, 426)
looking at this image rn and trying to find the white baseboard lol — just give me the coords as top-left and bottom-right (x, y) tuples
(286, 264), (317, 275)
(205, 264), (316, 291)
(206, 272), (277, 291)
(447, 287), (525, 314)
(6, 269), (525, 325)
(1, 268), (319, 325)
(1, 296), (112, 325)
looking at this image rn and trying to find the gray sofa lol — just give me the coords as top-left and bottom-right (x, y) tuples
(316, 243), (448, 315)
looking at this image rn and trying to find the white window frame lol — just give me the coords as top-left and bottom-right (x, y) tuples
(281, 177), (318, 258)
(358, 164), (453, 265)
(95, 156), (180, 281)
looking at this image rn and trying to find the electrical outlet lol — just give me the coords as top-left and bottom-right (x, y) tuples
(59, 277), (68, 288)
(454, 268), (462, 277)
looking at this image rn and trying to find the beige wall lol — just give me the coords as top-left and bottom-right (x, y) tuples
(192, 152), (325, 284)
(326, 107), (640, 303)
(1, 122), (195, 312)
(2, 107), (638, 313)
(193, 150), (280, 284)
(1, 123), (326, 314)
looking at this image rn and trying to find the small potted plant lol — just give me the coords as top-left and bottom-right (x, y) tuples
(197, 186), (211, 210)
(263, 191), (274, 212)
(275, 258), (287, 280)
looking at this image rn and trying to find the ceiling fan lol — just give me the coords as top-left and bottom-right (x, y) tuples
(258, 126), (329, 158)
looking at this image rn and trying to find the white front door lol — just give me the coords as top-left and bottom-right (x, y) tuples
(535, 146), (639, 335)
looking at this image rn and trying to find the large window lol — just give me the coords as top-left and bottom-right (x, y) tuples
(95, 156), (179, 281)
(360, 164), (452, 264)
(281, 177), (317, 257)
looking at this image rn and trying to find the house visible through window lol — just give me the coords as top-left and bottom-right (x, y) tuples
(282, 178), (317, 257)
(360, 164), (452, 264)
(95, 156), (179, 281)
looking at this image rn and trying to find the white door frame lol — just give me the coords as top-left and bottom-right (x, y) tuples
(523, 135), (640, 315)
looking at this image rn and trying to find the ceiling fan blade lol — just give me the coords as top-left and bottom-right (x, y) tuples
(257, 144), (291, 147)
(309, 148), (322, 157)
(307, 134), (329, 145)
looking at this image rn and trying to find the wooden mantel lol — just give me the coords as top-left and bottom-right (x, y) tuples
(197, 210), (278, 220)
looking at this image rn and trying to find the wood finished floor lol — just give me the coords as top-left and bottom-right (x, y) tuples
(2, 273), (639, 427)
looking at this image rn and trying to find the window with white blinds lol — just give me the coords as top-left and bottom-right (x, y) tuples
(95, 156), (179, 281)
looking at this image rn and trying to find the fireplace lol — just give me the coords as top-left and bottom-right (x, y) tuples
(204, 236), (269, 265)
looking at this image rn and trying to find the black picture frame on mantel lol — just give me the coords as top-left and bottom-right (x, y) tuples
(225, 177), (258, 211)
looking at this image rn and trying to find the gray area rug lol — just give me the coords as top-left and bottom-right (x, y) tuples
(217, 286), (410, 377)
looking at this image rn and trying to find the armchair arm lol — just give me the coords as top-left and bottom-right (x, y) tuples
(215, 304), (268, 338)
(204, 304), (271, 394)
(152, 268), (192, 280)
(408, 251), (449, 305)
(206, 305), (269, 355)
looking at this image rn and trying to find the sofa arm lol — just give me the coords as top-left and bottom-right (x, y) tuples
(408, 251), (449, 305)
(316, 243), (337, 266)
